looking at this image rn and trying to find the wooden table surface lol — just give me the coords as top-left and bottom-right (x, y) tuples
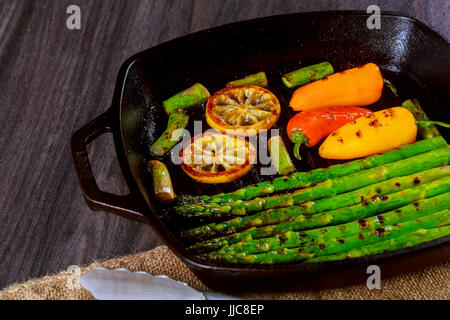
(0, 0), (448, 289)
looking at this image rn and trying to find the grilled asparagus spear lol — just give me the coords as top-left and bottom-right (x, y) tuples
(184, 175), (450, 241)
(176, 148), (450, 217)
(176, 136), (447, 206)
(268, 136), (295, 176)
(149, 83), (210, 157)
(216, 192), (450, 255)
(162, 83), (210, 115)
(148, 160), (176, 203)
(306, 225), (450, 263)
(208, 210), (450, 263)
(149, 111), (190, 157)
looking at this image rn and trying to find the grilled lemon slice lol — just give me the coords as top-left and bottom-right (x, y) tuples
(180, 131), (256, 184)
(206, 85), (281, 136)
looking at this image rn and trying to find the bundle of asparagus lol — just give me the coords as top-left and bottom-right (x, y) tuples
(178, 137), (450, 264)
(207, 209), (450, 263)
(189, 179), (448, 245)
(183, 169), (450, 238)
(212, 193), (450, 256)
(191, 188), (450, 253)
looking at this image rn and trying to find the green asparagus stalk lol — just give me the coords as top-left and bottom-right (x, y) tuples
(149, 111), (189, 157)
(163, 83), (210, 115)
(184, 175), (450, 241)
(226, 72), (268, 88)
(149, 83), (210, 157)
(176, 136), (447, 205)
(217, 192), (450, 255)
(282, 62), (334, 88)
(306, 225), (450, 263)
(268, 136), (295, 176)
(148, 160), (176, 203)
(177, 146), (450, 217)
(402, 99), (440, 139)
(189, 190), (450, 254)
(208, 210), (450, 263)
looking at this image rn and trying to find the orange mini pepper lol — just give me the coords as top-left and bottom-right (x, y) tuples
(289, 63), (384, 111)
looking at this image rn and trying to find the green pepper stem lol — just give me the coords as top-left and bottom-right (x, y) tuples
(290, 130), (309, 160)
(417, 121), (450, 129)
(402, 99), (440, 139)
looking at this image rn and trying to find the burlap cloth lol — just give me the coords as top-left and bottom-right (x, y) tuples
(1, 246), (448, 300)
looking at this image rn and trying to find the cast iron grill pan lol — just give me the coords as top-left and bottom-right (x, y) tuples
(72, 11), (450, 290)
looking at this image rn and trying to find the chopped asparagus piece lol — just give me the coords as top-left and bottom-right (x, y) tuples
(268, 136), (295, 176)
(148, 160), (176, 203)
(163, 83), (210, 115)
(226, 72), (268, 87)
(149, 111), (189, 157)
(282, 62), (334, 88)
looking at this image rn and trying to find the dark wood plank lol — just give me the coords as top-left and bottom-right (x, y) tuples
(0, 0), (448, 289)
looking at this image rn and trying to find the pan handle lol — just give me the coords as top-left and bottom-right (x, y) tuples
(71, 109), (149, 224)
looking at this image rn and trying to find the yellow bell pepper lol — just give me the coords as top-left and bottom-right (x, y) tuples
(319, 107), (417, 160)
